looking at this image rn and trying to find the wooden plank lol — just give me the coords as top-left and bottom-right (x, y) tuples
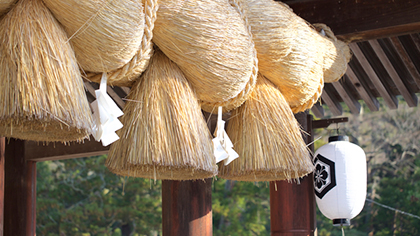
(312, 117), (349, 130)
(282, 0), (420, 42)
(345, 65), (380, 112)
(270, 113), (316, 236)
(25, 139), (109, 162)
(310, 102), (324, 118)
(331, 80), (361, 114)
(390, 36), (420, 89)
(4, 139), (36, 236)
(320, 85), (343, 117)
(84, 81), (97, 98)
(0, 138), (4, 236)
(368, 39), (418, 107)
(107, 86), (125, 109)
(410, 34), (420, 52)
(349, 43), (399, 109)
(120, 86), (131, 95)
(162, 179), (212, 236)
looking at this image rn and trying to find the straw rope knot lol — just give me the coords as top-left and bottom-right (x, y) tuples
(201, 0), (258, 113)
(85, 0), (158, 87)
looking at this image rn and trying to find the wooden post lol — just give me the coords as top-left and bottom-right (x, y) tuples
(0, 138), (4, 236)
(162, 179), (212, 236)
(270, 113), (316, 236)
(4, 139), (37, 236)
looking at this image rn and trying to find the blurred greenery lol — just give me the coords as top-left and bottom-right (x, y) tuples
(36, 99), (420, 235)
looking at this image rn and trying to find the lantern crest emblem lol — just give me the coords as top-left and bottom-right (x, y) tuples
(313, 154), (336, 199)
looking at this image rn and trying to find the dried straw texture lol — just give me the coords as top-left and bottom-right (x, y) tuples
(218, 74), (313, 182)
(153, 0), (257, 112)
(314, 23), (352, 83)
(85, 0), (159, 86)
(240, 0), (325, 110)
(0, 0), (16, 16)
(106, 49), (217, 180)
(43, 0), (145, 74)
(0, 0), (93, 142)
(291, 75), (323, 114)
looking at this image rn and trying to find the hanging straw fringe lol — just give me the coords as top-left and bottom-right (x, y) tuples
(0, 0), (15, 16)
(314, 23), (352, 83)
(85, 0), (159, 86)
(153, 0), (257, 112)
(239, 0), (325, 112)
(106, 49), (217, 180)
(218, 74), (313, 181)
(0, 0), (93, 142)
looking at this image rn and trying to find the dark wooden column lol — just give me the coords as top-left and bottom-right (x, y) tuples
(270, 113), (316, 236)
(0, 138), (4, 236)
(4, 139), (37, 236)
(162, 179), (212, 236)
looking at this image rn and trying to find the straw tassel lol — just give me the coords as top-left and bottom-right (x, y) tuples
(0, 0), (93, 142)
(218, 74), (313, 181)
(106, 49), (217, 180)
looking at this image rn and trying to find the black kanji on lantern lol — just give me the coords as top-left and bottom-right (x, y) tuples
(313, 154), (336, 199)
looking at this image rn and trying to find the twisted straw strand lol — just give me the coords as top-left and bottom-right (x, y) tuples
(85, 0), (158, 86)
(200, 0), (258, 113)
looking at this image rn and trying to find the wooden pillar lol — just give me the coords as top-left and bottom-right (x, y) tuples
(0, 138), (4, 236)
(4, 139), (37, 236)
(162, 179), (212, 236)
(270, 113), (316, 236)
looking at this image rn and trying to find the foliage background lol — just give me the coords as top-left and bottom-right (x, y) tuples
(37, 101), (420, 235)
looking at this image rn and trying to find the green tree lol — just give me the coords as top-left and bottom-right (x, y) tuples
(212, 179), (270, 236)
(37, 155), (162, 236)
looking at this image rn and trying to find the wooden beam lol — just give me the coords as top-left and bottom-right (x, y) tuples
(270, 113), (316, 236)
(310, 102), (324, 118)
(120, 86), (131, 96)
(390, 36), (420, 90)
(410, 34), (420, 53)
(331, 80), (361, 114)
(349, 43), (399, 109)
(345, 65), (380, 112)
(162, 179), (212, 236)
(368, 39), (418, 107)
(107, 86), (125, 109)
(312, 117), (349, 129)
(25, 139), (109, 162)
(320, 85), (343, 117)
(84, 81), (97, 99)
(4, 139), (37, 236)
(283, 0), (420, 42)
(0, 138), (4, 236)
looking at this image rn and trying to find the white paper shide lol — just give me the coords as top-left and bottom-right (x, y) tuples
(91, 73), (124, 146)
(212, 106), (239, 165)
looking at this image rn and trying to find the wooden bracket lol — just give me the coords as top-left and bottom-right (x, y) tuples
(312, 117), (349, 129)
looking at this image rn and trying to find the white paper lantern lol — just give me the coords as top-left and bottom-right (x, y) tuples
(314, 135), (367, 226)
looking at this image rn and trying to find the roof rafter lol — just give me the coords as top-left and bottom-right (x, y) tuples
(282, 0), (420, 42)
